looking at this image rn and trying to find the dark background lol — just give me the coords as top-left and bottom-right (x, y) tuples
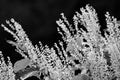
(0, 0), (119, 64)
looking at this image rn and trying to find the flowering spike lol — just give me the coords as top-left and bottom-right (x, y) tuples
(56, 15), (72, 42)
(0, 51), (15, 80)
(1, 19), (39, 61)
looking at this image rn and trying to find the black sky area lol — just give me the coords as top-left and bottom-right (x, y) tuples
(0, 0), (119, 63)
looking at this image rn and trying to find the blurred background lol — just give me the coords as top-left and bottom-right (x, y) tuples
(0, 0), (119, 63)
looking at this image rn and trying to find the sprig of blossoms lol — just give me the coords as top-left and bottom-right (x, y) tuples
(0, 51), (15, 80)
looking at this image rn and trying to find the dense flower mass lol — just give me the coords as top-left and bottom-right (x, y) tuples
(1, 4), (120, 80)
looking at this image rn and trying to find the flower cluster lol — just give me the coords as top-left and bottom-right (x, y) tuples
(1, 4), (120, 80)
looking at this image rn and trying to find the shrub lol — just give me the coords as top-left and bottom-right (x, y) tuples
(1, 4), (120, 80)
